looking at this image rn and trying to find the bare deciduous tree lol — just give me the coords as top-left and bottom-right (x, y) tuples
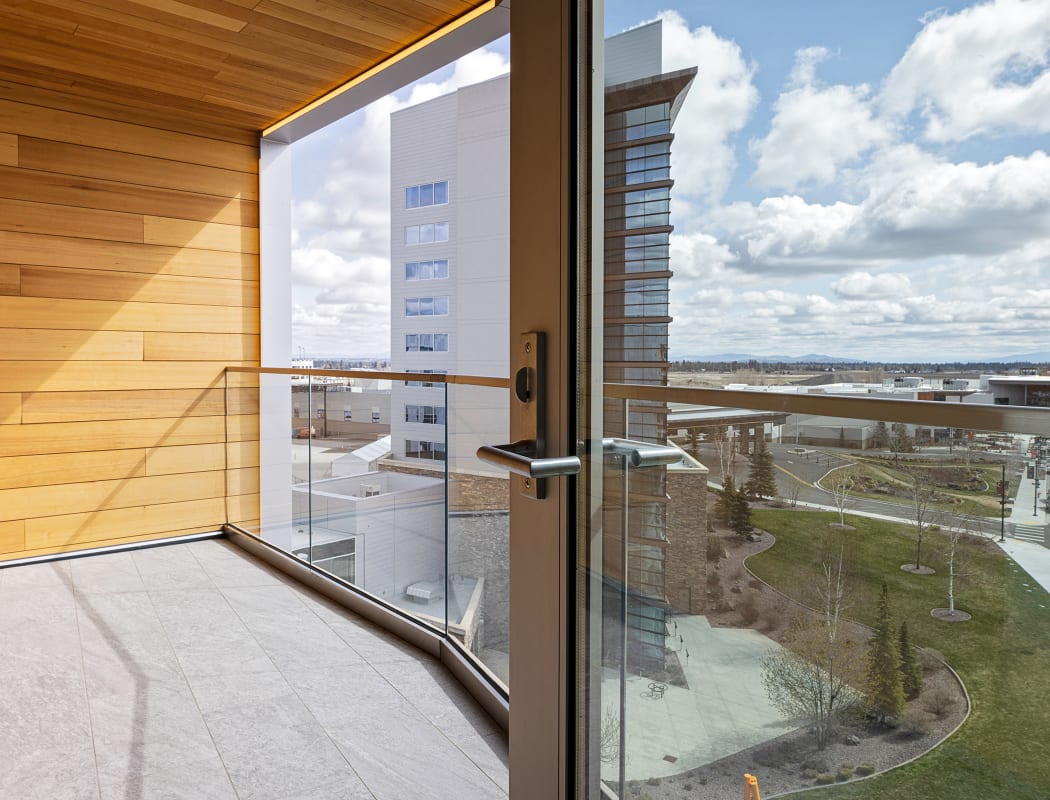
(830, 471), (854, 527)
(762, 616), (865, 749)
(906, 471), (936, 572)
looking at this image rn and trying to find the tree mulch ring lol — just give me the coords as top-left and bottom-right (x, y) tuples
(931, 608), (972, 622)
(901, 564), (936, 575)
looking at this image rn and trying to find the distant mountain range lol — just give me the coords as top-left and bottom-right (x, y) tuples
(675, 353), (863, 364)
(675, 351), (1050, 364)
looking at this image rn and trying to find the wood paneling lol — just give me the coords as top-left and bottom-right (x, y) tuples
(0, 0), (506, 560)
(23, 498), (226, 552)
(0, 416), (226, 458)
(0, 231), (255, 282)
(0, 449), (147, 490)
(0, 362), (225, 393)
(0, 132), (15, 166)
(21, 387), (258, 423)
(0, 264), (19, 295)
(144, 333), (260, 362)
(0, 0), (481, 132)
(0, 99), (256, 171)
(0, 330), (144, 361)
(0, 394), (20, 424)
(0, 196), (143, 243)
(0, 471), (226, 523)
(0, 520), (26, 555)
(143, 215), (258, 254)
(0, 164), (258, 227)
(0, 296), (259, 335)
(226, 467), (260, 497)
(146, 443), (225, 476)
(18, 138), (258, 201)
(20, 266), (258, 307)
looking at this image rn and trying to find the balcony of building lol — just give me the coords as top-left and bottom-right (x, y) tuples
(0, 535), (507, 800)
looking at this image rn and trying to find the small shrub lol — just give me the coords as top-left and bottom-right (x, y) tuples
(836, 768), (852, 783)
(682, 784), (693, 792)
(897, 708), (933, 739)
(646, 777), (661, 786)
(802, 758), (830, 773)
(699, 776), (708, 785)
(738, 591), (761, 625)
(748, 576), (763, 591)
(840, 763), (854, 771)
(802, 769), (818, 780)
(922, 687), (958, 719)
(855, 763), (875, 777)
(815, 773), (835, 785)
(706, 536), (726, 562)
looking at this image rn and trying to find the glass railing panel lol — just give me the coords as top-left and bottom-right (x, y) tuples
(599, 393), (1049, 799)
(445, 381), (511, 690)
(227, 367), (450, 636)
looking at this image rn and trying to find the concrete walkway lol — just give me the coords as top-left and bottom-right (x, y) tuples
(601, 616), (795, 782)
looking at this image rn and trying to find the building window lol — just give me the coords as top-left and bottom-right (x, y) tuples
(315, 408), (325, 419)
(343, 408), (352, 421)
(405, 405), (446, 424)
(405, 181), (449, 209)
(405, 439), (446, 461)
(405, 259), (449, 281)
(405, 333), (449, 352)
(404, 222), (449, 246)
(371, 407), (381, 423)
(405, 296), (449, 316)
(405, 369), (447, 387)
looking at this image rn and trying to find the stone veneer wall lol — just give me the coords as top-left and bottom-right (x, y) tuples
(665, 467), (710, 615)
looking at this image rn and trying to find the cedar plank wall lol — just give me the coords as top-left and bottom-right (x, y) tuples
(0, 97), (261, 559)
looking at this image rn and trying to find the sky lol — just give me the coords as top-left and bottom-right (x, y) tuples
(291, 0), (1050, 363)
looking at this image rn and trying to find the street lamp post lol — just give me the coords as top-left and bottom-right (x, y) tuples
(1000, 462), (1007, 543)
(1035, 454), (1041, 517)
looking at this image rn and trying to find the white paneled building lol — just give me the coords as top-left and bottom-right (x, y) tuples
(389, 74), (511, 471)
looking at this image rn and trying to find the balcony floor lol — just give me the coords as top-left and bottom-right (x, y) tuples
(0, 538), (508, 800)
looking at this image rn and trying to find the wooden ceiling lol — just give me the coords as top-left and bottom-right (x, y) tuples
(0, 0), (486, 139)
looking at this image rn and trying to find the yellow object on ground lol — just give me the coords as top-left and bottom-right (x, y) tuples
(744, 773), (761, 800)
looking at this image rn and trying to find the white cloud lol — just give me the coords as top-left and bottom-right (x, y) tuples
(881, 0), (1050, 141)
(712, 148), (1050, 270)
(657, 11), (759, 206)
(750, 48), (892, 190)
(832, 271), (913, 299)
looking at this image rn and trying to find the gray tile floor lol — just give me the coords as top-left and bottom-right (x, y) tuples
(0, 538), (508, 800)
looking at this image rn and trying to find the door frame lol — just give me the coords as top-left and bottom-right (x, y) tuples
(508, 0), (601, 796)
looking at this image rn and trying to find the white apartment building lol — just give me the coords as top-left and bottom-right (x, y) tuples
(389, 74), (511, 471)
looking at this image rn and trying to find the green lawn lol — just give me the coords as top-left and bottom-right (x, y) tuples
(747, 509), (1050, 800)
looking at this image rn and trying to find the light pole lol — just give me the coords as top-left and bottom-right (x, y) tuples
(999, 462), (1007, 543)
(1035, 454), (1041, 517)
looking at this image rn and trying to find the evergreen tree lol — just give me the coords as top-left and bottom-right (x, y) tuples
(865, 583), (905, 723)
(898, 621), (923, 701)
(744, 437), (778, 500)
(730, 482), (753, 536)
(714, 475), (735, 526)
(871, 421), (890, 449)
(890, 423), (915, 462)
